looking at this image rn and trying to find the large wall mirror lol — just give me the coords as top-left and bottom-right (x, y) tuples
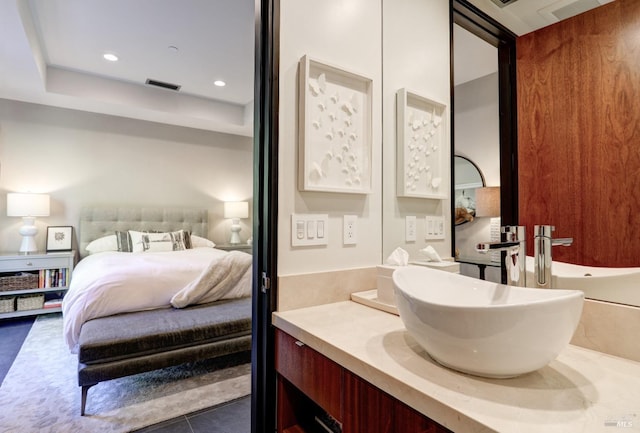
(381, 0), (451, 263)
(382, 0), (640, 308)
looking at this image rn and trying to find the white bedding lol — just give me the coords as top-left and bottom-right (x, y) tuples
(62, 248), (252, 353)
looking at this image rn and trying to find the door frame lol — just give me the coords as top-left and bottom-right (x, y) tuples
(251, 0), (279, 432)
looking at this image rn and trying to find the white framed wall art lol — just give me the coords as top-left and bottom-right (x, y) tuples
(298, 55), (373, 194)
(396, 88), (447, 199)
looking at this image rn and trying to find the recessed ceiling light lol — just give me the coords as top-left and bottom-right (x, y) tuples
(214, 80), (226, 87)
(103, 53), (119, 62)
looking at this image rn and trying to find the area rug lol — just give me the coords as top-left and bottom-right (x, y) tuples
(0, 314), (251, 433)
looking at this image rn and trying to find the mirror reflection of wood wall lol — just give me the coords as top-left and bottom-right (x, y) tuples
(517, 0), (640, 269)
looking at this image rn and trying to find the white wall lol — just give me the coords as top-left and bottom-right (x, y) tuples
(382, 0), (452, 261)
(277, 0), (383, 275)
(454, 73), (500, 187)
(0, 99), (253, 253)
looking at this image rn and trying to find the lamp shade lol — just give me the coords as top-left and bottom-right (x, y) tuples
(7, 193), (50, 217)
(475, 187), (500, 218)
(224, 201), (249, 219)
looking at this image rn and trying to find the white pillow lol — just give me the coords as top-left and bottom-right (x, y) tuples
(129, 230), (189, 253)
(190, 235), (216, 248)
(85, 234), (118, 254)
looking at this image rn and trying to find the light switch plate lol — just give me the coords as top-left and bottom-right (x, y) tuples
(291, 214), (329, 246)
(425, 216), (445, 240)
(405, 216), (417, 242)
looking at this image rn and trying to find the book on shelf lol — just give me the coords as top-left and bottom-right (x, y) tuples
(43, 299), (63, 309)
(38, 268), (67, 288)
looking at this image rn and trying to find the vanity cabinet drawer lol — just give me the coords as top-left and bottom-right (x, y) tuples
(275, 329), (342, 422)
(343, 370), (393, 432)
(344, 370), (452, 433)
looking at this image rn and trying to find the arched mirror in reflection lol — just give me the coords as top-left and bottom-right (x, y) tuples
(453, 155), (502, 283)
(454, 155), (484, 225)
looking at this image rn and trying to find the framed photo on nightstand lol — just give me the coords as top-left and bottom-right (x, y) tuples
(46, 226), (73, 252)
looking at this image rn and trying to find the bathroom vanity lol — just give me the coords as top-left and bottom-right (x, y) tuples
(274, 301), (640, 432)
(276, 328), (451, 433)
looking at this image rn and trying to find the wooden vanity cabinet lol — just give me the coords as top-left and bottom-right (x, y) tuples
(276, 328), (343, 430)
(344, 370), (451, 433)
(275, 329), (452, 433)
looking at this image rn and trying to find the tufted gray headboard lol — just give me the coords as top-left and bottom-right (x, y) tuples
(78, 207), (208, 258)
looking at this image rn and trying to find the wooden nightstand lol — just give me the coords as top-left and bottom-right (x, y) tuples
(216, 243), (253, 253)
(0, 251), (75, 320)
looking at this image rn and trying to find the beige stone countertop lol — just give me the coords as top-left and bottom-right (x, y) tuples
(273, 301), (640, 433)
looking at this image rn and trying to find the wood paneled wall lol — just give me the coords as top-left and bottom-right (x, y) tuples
(517, 0), (640, 267)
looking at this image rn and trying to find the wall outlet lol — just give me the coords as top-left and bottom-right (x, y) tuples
(425, 216), (445, 240)
(343, 215), (357, 245)
(291, 214), (329, 246)
(405, 216), (417, 242)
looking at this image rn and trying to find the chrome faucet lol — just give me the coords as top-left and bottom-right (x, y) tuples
(476, 225), (526, 287)
(534, 225), (573, 288)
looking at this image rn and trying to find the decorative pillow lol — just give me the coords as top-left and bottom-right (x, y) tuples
(168, 230), (190, 251)
(85, 234), (118, 254)
(128, 230), (189, 253)
(190, 235), (216, 248)
(115, 231), (134, 252)
(182, 231), (192, 249)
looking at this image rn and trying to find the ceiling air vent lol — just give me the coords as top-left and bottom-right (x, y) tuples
(145, 78), (181, 91)
(489, 0), (520, 8)
(538, 0), (611, 23)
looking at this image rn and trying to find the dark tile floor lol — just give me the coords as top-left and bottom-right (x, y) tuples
(0, 317), (35, 384)
(133, 396), (250, 433)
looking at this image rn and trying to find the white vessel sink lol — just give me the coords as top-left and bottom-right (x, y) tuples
(393, 266), (584, 378)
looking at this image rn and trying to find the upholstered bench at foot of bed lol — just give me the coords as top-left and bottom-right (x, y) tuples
(77, 297), (252, 416)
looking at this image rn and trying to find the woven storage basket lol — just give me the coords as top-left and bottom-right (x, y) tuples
(0, 296), (15, 313)
(17, 293), (44, 311)
(0, 273), (39, 292)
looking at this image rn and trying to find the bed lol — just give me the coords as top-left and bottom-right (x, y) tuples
(62, 207), (253, 415)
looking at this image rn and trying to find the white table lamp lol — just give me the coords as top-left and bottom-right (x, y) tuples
(7, 193), (50, 254)
(224, 201), (249, 245)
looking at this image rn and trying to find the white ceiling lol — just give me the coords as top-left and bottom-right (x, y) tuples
(468, 0), (614, 36)
(0, 0), (255, 136)
(0, 0), (614, 136)
(454, 0), (614, 85)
